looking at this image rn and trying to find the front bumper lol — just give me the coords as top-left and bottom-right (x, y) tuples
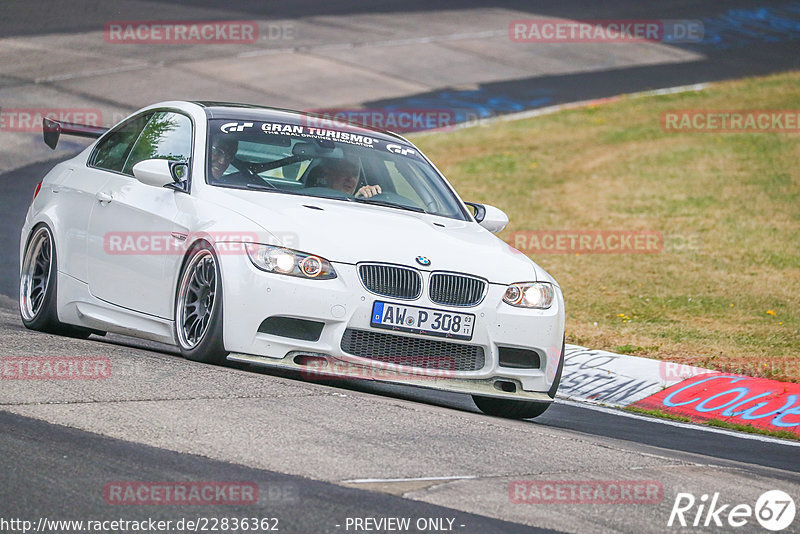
(219, 253), (565, 398)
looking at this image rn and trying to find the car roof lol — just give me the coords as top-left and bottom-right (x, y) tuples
(192, 101), (412, 145)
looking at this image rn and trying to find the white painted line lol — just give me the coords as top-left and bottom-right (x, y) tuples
(556, 398), (800, 447)
(411, 83), (709, 137)
(642, 83), (709, 96)
(498, 83), (708, 122)
(342, 475), (478, 484)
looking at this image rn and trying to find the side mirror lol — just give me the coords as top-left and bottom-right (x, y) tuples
(132, 159), (188, 187)
(465, 202), (509, 233)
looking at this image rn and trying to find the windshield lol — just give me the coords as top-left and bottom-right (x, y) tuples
(205, 119), (468, 220)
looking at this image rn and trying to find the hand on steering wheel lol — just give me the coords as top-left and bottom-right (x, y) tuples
(355, 184), (382, 198)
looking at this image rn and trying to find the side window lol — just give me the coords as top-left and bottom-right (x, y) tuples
(90, 113), (153, 172)
(122, 111), (193, 175)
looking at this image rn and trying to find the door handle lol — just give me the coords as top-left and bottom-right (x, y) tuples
(95, 191), (113, 204)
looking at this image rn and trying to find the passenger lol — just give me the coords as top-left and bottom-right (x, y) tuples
(209, 138), (238, 180)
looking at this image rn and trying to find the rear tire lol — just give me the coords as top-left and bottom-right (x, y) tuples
(175, 243), (228, 364)
(19, 224), (94, 339)
(473, 339), (565, 419)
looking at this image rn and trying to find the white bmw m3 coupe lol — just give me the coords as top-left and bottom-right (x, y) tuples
(20, 101), (565, 418)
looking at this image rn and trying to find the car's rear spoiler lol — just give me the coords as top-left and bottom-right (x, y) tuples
(43, 117), (108, 150)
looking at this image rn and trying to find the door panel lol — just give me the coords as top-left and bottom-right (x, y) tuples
(87, 177), (186, 318)
(86, 111), (193, 318)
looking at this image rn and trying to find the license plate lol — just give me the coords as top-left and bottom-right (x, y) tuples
(370, 301), (475, 341)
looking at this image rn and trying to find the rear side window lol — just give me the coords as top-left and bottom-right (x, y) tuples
(90, 113), (153, 172)
(122, 111), (193, 175)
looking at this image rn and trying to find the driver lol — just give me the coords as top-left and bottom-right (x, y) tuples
(312, 159), (382, 198)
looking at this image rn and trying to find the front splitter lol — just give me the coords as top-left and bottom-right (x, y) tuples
(227, 351), (553, 403)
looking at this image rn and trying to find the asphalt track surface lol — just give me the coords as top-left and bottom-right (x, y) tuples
(1, 397), (797, 534)
(2, 2), (800, 533)
(1, 301), (799, 533)
(1, 411), (559, 534)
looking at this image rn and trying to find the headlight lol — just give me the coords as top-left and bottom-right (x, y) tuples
(503, 282), (555, 309)
(245, 244), (337, 280)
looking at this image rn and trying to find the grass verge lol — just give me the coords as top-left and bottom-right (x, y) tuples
(412, 71), (800, 382)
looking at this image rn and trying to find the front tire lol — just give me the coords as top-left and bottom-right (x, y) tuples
(175, 243), (228, 364)
(473, 340), (565, 419)
(472, 396), (552, 419)
(19, 225), (93, 339)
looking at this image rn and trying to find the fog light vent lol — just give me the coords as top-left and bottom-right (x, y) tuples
(498, 347), (541, 369)
(258, 316), (324, 341)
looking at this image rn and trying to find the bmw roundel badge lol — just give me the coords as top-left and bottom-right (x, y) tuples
(415, 256), (431, 266)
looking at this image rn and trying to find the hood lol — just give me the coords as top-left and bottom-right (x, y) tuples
(205, 189), (545, 285)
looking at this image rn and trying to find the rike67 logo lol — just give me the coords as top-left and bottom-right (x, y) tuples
(668, 490), (795, 531)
